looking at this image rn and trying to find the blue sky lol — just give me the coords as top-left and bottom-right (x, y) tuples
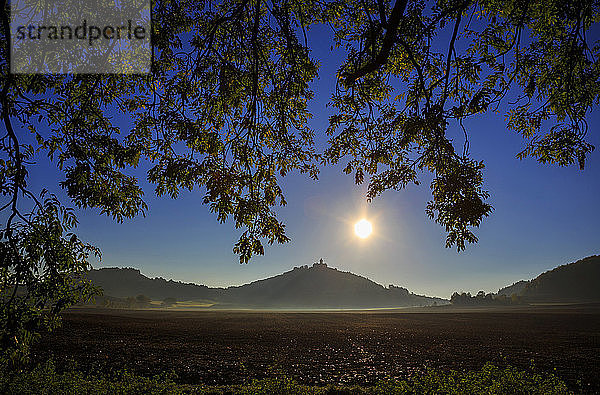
(27, 24), (600, 299)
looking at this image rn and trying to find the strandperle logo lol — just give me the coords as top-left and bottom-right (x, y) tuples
(14, 20), (147, 46)
(10, 0), (151, 74)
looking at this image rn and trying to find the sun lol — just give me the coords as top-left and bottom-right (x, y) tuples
(354, 219), (373, 239)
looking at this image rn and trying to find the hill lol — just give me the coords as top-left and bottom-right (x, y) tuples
(222, 261), (444, 308)
(519, 255), (600, 303)
(86, 267), (223, 301)
(86, 260), (446, 309)
(449, 255), (600, 307)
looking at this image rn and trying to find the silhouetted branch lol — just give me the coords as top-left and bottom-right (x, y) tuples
(342, 0), (408, 87)
(440, 7), (463, 107)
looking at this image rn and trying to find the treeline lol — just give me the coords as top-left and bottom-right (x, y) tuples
(450, 291), (524, 306)
(85, 295), (178, 309)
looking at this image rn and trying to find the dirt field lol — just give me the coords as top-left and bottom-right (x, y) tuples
(31, 305), (600, 392)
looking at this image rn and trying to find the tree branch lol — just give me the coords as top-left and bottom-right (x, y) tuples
(342, 0), (409, 87)
(439, 7), (463, 108)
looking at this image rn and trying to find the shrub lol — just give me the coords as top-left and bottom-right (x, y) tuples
(0, 360), (572, 394)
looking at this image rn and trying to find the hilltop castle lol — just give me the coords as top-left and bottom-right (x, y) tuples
(293, 258), (329, 271)
(313, 258), (327, 268)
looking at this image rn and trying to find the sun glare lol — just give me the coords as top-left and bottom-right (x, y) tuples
(354, 219), (373, 239)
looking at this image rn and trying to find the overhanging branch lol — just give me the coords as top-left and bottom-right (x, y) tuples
(342, 0), (409, 87)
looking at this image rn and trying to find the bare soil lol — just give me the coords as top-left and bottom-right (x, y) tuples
(31, 305), (600, 392)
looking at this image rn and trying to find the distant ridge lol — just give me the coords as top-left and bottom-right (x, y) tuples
(86, 260), (447, 309)
(86, 267), (222, 301)
(491, 255), (600, 303)
(519, 255), (600, 303)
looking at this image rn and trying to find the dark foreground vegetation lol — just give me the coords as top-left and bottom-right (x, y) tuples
(0, 360), (570, 394)
(27, 305), (600, 393)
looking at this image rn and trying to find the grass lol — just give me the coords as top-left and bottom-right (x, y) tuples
(172, 301), (216, 308)
(0, 360), (572, 394)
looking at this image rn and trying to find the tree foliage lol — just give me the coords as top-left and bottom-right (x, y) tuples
(0, 191), (99, 363)
(1, 0), (599, 359)
(450, 290), (523, 305)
